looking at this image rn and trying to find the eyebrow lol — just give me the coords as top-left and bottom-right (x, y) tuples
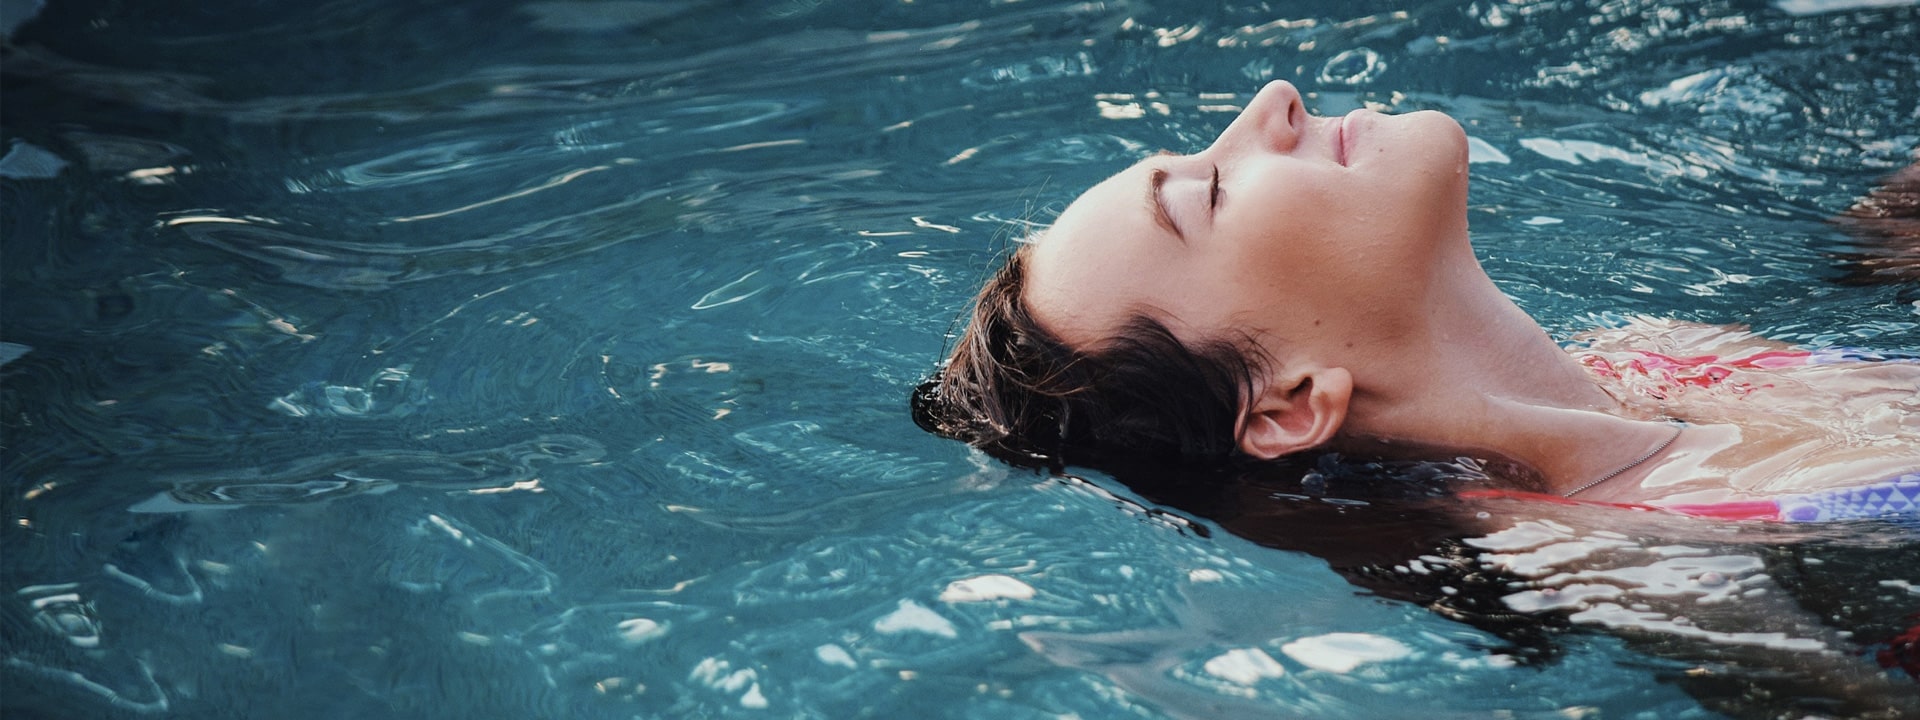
(1148, 167), (1185, 243)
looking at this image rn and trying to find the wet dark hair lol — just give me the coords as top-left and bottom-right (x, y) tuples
(911, 245), (1268, 471)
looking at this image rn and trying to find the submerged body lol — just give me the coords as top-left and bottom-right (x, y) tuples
(1540, 319), (1919, 512)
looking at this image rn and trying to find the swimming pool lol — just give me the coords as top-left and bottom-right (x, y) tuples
(2, 0), (1916, 717)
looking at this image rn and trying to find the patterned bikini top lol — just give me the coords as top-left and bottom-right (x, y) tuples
(1461, 475), (1920, 523)
(1666, 474), (1920, 522)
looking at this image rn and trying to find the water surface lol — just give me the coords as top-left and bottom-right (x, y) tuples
(3, 1), (1918, 717)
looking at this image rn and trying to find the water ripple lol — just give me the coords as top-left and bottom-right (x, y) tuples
(129, 434), (605, 512)
(160, 184), (688, 289)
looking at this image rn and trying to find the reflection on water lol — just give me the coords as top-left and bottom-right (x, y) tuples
(1083, 452), (1920, 718)
(4, 0), (1918, 718)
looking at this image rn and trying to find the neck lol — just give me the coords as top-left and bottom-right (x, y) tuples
(1335, 249), (1678, 493)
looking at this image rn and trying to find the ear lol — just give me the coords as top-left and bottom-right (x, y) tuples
(1237, 367), (1352, 460)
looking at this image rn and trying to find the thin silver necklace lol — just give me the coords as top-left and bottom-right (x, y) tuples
(1562, 420), (1685, 498)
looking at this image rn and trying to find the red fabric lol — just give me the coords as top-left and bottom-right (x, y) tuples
(1659, 500), (1782, 521)
(1876, 614), (1920, 681)
(1578, 348), (1812, 398)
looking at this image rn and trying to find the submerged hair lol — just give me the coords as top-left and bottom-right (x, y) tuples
(911, 246), (1267, 470)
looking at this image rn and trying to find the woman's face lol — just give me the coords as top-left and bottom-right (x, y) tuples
(1024, 80), (1472, 355)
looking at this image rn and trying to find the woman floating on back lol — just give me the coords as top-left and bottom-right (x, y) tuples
(913, 80), (1919, 523)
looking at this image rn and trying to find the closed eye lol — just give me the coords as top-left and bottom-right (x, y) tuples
(1209, 164), (1221, 211)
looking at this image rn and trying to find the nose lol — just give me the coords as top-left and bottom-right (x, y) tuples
(1210, 80), (1305, 155)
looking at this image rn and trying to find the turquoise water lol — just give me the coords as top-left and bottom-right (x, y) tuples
(3, 1), (1917, 717)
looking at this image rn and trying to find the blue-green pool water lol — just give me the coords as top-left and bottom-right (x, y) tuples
(3, 1), (1917, 718)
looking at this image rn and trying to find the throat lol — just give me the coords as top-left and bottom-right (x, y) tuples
(1338, 257), (1655, 489)
(1421, 261), (1619, 412)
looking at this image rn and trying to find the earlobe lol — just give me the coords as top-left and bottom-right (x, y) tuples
(1237, 367), (1352, 460)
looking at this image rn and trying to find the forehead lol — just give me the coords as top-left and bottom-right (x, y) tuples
(1023, 160), (1174, 346)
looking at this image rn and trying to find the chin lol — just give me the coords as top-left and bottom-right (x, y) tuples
(1361, 110), (1469, 179)
(1387, 112), (1472, 255)
(1406, 110), (1470, 167)
(1372, 111), (1469, 204)
(1410, 114), (1469, 205)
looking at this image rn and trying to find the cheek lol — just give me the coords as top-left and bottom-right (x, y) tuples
(1216, 202), (1424, 331)
(1231, 190), (1365, 270)
(1350, 132), (1468, 250)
